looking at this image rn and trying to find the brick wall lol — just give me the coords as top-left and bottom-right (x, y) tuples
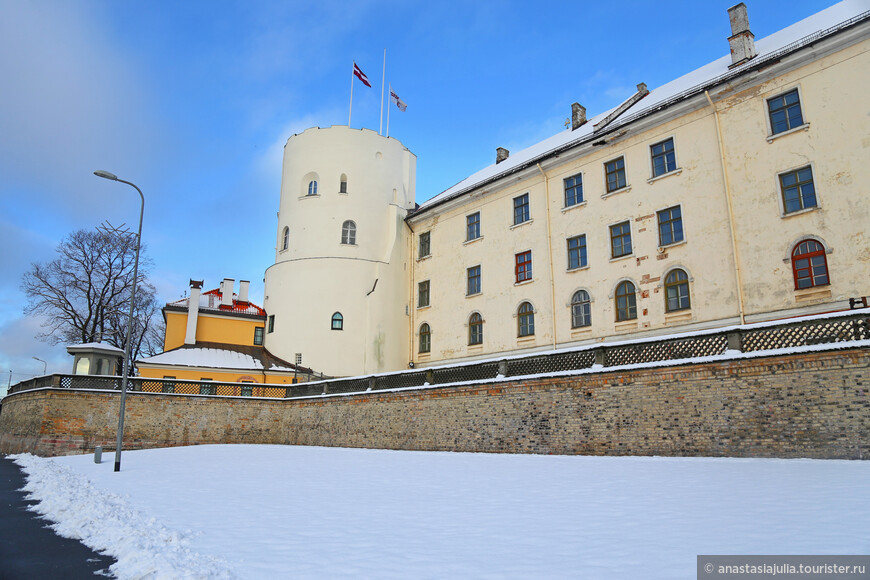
(1, 348), (868, 459)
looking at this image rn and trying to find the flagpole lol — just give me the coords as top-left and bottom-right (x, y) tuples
(349, 61), (355, 127)
(379, 49), (386, 135)
(386, 83), (391, 138)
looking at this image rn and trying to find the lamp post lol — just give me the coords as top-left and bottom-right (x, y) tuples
(32, 356), (47, 375)
(94, 170), (144, 473)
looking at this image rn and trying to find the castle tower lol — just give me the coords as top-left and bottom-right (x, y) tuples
(263, 126), (416, 377)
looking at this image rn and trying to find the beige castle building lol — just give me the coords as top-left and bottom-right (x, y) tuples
(254, 1), (869, 378)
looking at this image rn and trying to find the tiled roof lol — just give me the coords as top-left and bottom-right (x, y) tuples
(166, 289), (266, 317)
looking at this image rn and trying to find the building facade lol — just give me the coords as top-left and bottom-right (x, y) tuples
(403, 2), (870, 370)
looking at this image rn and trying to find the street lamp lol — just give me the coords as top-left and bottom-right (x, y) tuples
(94, 170), (145, 473)
(32, 356), (47, 375)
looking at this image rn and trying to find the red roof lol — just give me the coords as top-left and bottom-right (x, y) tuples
(167, 288), (266, 317)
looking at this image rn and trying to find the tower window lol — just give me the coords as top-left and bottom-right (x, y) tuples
(308, 180), (318, 196)
(281, 227), (289, 251)
(340, 174), (348, 193)
(341, 220), (357, 245)
(331, 312), (344, 330)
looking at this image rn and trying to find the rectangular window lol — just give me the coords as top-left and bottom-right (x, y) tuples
(513, 193), (530, 225)
(779, 166), (817, 214)
(467, 265), (481, 296)
(605, 157), (627, 193)
(240, 383), (253, 397)
(267, 315), (275, 333)
(610, 221), (632, 259)
(515, 250), (532, 283)
(418, 231), (431, 258)
(768, 88), (803, 135)
(253, 327), (264, 346)
(466, 212), (481, 241)
(657, 206), (684, 246)
(650, 138), (676, 178)
(567, 235), (587, 270)
(199, 380), (216, 396)
(162, 376), (176, 394)
(418, 280), (430, 308)
(564, 173), (583, 207)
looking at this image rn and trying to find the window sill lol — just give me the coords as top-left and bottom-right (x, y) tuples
(514, 278), (534, 287)
(466, 292), (481, 299)
(614, 320), (638, 332)
(510, 218), (534, 230)
(417, 353), (431, 360)
(463, 236), (484, 246)
(468, 344), (484, 352)
(561, 201), (587, 214)
(781, 205), (819, 219)
(416, 254), (432, 263)
(417, 305), (431, 311)
(794, 286), (831, 303)
(338, 191), (349, 195)
(570, 326), (592, 337)
(601, 185), (631, 200)
(658, 239), (686, 252)
(767, 123), (810, 143)
(567, 265), (590, 273)
(647, 168), (682, 185)
(340, 243), (358, 247)
(609, 253), (635, 263)
(517, 335), (536, 344)
(664, 310), (692, 324)
(298, 194), (321, 201)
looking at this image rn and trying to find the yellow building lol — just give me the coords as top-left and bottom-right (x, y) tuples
(138, 278), (311, 385)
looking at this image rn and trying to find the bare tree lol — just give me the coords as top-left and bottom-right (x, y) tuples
(21, 225), (163, 367)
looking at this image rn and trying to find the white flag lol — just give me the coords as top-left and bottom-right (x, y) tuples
(390, 89), (407, 112)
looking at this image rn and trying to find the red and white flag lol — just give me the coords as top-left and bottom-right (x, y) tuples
(353, 62), (372, 88)
(390, 89), (407, 112)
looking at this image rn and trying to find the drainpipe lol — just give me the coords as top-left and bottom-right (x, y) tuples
(705, 90), (746, 324)
(536, 163), (559, 350)
(407, 223), (416, 367)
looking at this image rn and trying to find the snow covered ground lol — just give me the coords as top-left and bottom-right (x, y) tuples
(12, 445), (870, 579)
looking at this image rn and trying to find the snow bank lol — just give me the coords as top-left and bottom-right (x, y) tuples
(11, 453), (236, 580)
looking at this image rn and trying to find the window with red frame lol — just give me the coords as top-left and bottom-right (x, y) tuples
(515, 251), (532, 283)
(792, 239), (829, 289)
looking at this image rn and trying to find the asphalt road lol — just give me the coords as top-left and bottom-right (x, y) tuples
(0, 454), (116, 579)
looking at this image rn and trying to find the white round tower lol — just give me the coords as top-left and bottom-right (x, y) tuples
(263, 126), (416, 377)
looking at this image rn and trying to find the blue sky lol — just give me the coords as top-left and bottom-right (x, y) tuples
(0, 0), (838, 386)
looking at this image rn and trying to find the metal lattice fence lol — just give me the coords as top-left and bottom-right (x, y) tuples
(8, 310), (869, 400)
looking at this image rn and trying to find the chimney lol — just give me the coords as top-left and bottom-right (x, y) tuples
(220, 278), (234, 308)
(571, 103), (587, 130)
(185, 279), (203, 345)
(238, 280), (250, 304)
(496, 147), (510, 164)
(727, 3), (757, 67)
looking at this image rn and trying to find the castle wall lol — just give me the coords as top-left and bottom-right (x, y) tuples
(3, 348), (867, 459)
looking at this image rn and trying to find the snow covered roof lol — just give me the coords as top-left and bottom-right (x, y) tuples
(137, 342), (306, 373)
(166, 288), (266, 317)
(66, 342), (125, 354)
(415, 0), (870, 214)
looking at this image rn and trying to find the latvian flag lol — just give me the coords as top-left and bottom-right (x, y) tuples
(390, 89), (407, 112)
(353, 62), (372, 87)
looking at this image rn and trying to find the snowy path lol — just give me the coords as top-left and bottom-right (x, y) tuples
(13, 445), (870, 579)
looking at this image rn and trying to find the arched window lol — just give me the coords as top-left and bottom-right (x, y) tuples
(419, 323), (431, 354)
(469, 313), (483, 345)
(571, 290), (591, 328)
(339, 174), (348, 194)
(331, 312), (343, 331)
(518, 302), (535, 337)
(341, 220), (356, 245)
(792, 239), (829, 289)
(281, 227), (289, 251)
(308, 180), (318, 196)
(615, 281), (637, 322)
(664, 269), (691, 312)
